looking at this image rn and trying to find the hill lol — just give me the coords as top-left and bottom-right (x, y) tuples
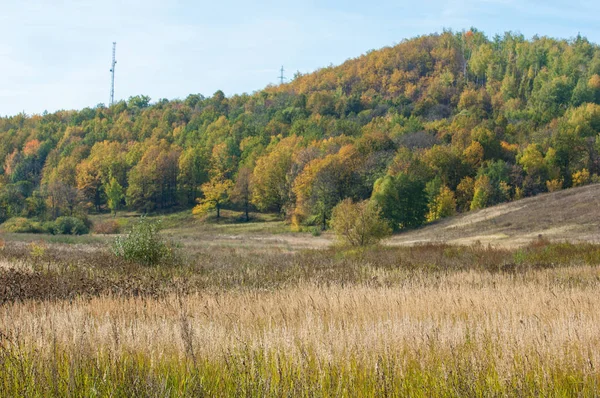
(1, 29), (600, 234)
(388, 183), (600, 247)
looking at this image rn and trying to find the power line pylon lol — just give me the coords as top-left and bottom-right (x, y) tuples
(110, 42), (117, 106)
(278, 65), (286, 85)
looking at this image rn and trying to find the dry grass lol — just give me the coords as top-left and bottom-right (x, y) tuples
(2, 267), (600, 395)
(5, 267), (600, 365)
(389, 183), (600, 248)
(1, 241), (600, 395)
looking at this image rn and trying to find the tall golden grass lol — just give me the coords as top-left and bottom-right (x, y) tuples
(2, 261), (600, 396)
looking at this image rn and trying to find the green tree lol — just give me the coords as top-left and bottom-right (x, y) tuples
(470, 175), (493, 210)
(105, 177), (124, 216)
(371, 173), (428, 231)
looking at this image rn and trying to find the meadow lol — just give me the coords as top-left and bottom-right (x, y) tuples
(2, 224), (600, 397)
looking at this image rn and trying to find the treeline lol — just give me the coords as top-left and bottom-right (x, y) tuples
(2, 29), (600, 232)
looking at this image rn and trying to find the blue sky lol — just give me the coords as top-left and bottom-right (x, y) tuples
(1, 0), (599, 116)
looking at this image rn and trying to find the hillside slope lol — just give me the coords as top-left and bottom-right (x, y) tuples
(388, 183), (600, 247)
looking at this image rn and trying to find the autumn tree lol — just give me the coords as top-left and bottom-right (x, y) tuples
(292, 145), (357, 230)
(126, 142), (180, 212)
(427, 186), (457, 222)
(177, 147), (208, 206)
(456, 176), (475, 212)
(252, 136), (301, 216)
(231, 166), (253, 222)
(45, 181), (80, 218)
(76, 141), (128, 212)
(193, 176), (233, 219)
(105, 177), (124, 216)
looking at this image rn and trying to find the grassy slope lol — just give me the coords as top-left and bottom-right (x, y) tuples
(389, 183), (600, 247)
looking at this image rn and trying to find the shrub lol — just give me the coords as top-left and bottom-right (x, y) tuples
(93, 220), (121, 235)
(330, 199), (391, 247)
(546, 178), (563, 192)
(111, 216), (177, 266)
(53, 216), (90, 235)
(41, 221), (57, 234)
(2, 217), (45, 233)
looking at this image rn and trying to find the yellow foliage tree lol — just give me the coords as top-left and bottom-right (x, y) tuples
(193, 176), (233, 219)
(427, 186), (457, 222)
(251, 136), (301, 215)
(463, 141), (484, 170)
(572, 169), (590, 187)
(456, 176), (475, 212)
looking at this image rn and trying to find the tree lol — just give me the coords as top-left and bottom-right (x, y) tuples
(572, 168), (590, 187)
(76, 159), (103, 211)
(518, 144), (546, 177)
(292, 145), (357, 230)
(252, 136), (301, 215)
(371, 173), (428, 231)
(330, 199), (391, 247)
(45, 181), (80, 218)
(421, 145), (467, 190)
(76, 141), (128, 212)
(456, 176), (475, 212)
(427, 186), (457, 222)
(126, 142), (181, 212)
(470, 175), (493, 210)
(127, 145), (162, 213)
(231, 166), (253, 222)
(178, 147), (208, 206)
(193, 176), (233, 219)
(105, 177), (124, 216)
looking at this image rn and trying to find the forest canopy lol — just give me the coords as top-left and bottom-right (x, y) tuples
(2, 29), (600, 232)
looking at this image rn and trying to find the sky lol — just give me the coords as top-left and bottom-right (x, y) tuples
(1, 0), (600, 116)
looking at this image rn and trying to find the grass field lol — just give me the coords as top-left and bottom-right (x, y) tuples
(2, 231), (600, 396)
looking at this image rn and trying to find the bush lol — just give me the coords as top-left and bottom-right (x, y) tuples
(330, 199), (391, 247)
(111, 216), (177, 266)
(2, 218), (45, 234)
(53, 217), (90, 235)
(93, 220), (121, 235)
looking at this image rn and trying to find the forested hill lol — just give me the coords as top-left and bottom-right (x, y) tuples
(2, 29), (600, 232)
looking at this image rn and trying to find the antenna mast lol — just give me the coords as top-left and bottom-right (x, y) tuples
(278, 65), (286, 85)
(110, 42), (117, 106)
